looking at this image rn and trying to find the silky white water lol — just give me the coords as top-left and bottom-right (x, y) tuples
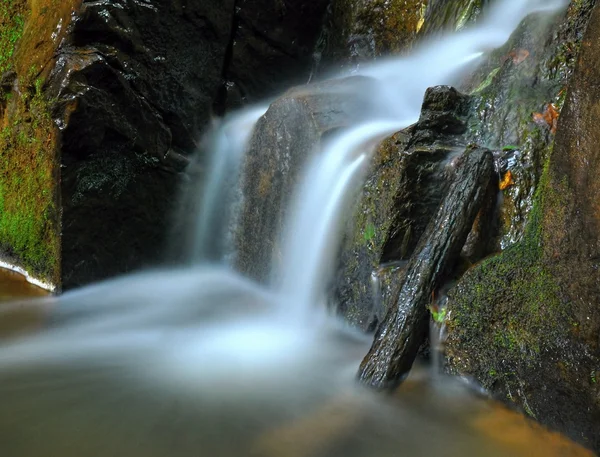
(0, 1), (572, 456)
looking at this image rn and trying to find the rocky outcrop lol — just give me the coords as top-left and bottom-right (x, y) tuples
(359, 145), (494, 388)
(462, 0), (596, 249)
(444, 2), (600, 452)
(334, 86), (483, 330)
(54, 0), (235, 288)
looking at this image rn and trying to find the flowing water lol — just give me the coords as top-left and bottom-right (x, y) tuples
(0, 0), (589, 456)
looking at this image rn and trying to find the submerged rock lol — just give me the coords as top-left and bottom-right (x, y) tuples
(445, 2), (600, 451)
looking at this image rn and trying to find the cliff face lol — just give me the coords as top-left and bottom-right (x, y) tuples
(0, 0), (328, 289)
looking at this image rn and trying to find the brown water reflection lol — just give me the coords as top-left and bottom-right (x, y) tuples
(0, 268), (49, 301)
(0, 267), (49, 338)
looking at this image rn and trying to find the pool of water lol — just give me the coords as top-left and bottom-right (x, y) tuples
(0, 268), (593, 456)
(0, 267), (49, 339)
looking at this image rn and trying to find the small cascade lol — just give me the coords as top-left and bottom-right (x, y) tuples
(180, 105), (268, 264)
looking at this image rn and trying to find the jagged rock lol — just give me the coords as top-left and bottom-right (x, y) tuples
(358, 146), (494, 388)
(334, 86), (481, 330)
(444, 3), (600, 451)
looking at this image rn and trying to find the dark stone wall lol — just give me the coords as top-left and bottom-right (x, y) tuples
(40, 0), (330, 288)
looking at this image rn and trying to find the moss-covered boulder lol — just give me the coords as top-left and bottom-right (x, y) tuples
(444, 2), (600, 451)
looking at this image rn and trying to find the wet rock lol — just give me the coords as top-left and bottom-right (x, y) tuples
(220, 0), (330, 107)
(322, 0), (427, 72)
(48, 0), (234, 288)
(420, 0), (484, 35)
(334, 86), (480, 330)
(462, 0), (596, 250)
(445, 3), (600, 451)
(358, 146), (494, 388)
(234, 76), (379, 281)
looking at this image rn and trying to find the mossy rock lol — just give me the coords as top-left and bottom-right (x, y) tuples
(445, 2), (600, 450)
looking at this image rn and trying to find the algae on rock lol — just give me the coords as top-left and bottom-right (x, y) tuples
(0, 0), (81, 286)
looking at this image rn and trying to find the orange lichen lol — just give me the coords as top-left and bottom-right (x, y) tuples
(500, 170), (515, 190)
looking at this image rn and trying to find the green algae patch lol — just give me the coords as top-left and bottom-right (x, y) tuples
(0, 0), (82, 286)
(446, 161), (567, 367)
(0, 0), (26, 74)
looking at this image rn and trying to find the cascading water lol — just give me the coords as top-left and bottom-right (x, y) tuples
(0, 1), (575, 456)
(177, 105), (268, 264)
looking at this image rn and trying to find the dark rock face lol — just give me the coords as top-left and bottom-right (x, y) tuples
(322, 0), (427, 73)
(235, 76), (379, 282)
(462, 0), (596, 249)
(445, 3), (600, 451)
(220, 0), (330, 109)
(334, 86), (482, 330)
(50, 0), (234, 287)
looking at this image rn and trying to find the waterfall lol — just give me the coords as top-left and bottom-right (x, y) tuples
(0, 1), (570, 456)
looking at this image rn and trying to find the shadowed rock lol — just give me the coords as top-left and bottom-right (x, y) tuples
(334, 86), (477, 330)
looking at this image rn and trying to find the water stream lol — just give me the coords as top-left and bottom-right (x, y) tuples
(0, 1), (584, 456)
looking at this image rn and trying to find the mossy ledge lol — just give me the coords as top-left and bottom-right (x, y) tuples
(0, 0), (81, 288)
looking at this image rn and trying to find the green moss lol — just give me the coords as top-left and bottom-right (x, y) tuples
(446, 153), (573, 389)
(0, 75), (60, 282)
(0, 0), (73, 285)
(420, 0), (483, 35)
(0, 0), (26, 73)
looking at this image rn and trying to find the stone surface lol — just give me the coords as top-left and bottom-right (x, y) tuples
(444, 2), (600, 451)
(220, 0), (330, 109)
(50, 0), (235, 288)
(235, 76), (379, 281)
(358, 146), (494, 388)
(321, 0), (427, 73)
(462, 0), (596, 250)
(334, 86), (481, 330)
